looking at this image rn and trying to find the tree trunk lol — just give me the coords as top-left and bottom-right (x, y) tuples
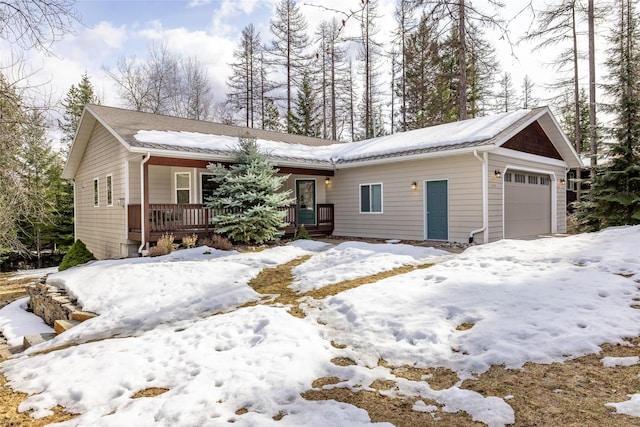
(458, 0), (467, 120)
(572, 2), (582, 201)
(588, 0), (597, 167)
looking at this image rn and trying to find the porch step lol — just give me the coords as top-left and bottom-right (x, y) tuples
(54, 319), (81, 334)
(23, 332), (57, 349)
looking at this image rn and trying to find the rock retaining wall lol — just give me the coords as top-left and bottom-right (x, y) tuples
(26, 278), (95, 327)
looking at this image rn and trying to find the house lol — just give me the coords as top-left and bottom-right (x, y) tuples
(63, 105), (582, 260)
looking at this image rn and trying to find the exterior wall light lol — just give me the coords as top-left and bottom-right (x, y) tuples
(325, 177), (330, 185)
(560, 179), (566, 185)
(411, 181), (417, 190)
(494, 170), (502, 179)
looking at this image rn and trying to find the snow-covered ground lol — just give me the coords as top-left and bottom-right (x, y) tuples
(1, 227), (640, 426)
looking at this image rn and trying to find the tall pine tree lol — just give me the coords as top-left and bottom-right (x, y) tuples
(574, 0), (640, 230)
(206, 136), (292, 244)
(270, 0), (310, 133)
(289, 72), (321, 137)
(18, 112), (70, 265)
(59, 73), (100, 155)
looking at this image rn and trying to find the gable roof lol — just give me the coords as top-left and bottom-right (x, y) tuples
(63, 105), (582, 179)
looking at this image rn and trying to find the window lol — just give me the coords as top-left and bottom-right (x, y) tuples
(568, 171), (577, 191)
(515, 173), (526, 183)
(175, 173), (191, 204)
(528, 175), (538, 185)
(201, 173), (218, 203)
(504, 172), (512, 182)
(93, 178), (99, 207)
(106, 174), (113, 206)
(540, 177), (550, 185)
(360, 183), (382, 213)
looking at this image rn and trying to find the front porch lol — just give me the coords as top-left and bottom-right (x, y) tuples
(127, 203), (334, 243)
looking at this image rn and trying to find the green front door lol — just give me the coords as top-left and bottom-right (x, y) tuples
(296, 179), (316, 225)
(425, 180), (448, 240)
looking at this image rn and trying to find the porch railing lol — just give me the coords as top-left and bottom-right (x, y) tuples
(128, 203), (334, 240)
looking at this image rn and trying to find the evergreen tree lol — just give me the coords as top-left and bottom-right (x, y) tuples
(521, 75), (538, 109)
(574, 0), (640, 230)
(270, 0), (310, 133)
(59, 73), (100, 155)
(495, 72), (517, 112)
(392, 0), (416, 132)
(227, 24), (263, 128)
(262, 97), (282, 131)
(0, 72), (28, 257)
(18, 112), (67, 266)
(559, 88), (592, 153)
(289, 72), (321, 137)
(315, 18), (350, 140)
(358, 0), (384, 139)
(401, 13), (435, 129)
(206, 136), (292, 244)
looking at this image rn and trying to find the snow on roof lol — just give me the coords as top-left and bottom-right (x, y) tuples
(134, 130), (338, 163)
(335, 109), (530, 162)
(133, 109), (531, 164)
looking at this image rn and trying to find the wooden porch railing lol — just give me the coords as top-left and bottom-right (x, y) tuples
(127, 203), (334, 241)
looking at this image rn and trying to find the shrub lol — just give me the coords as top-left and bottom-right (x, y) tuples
(149, 233), (176, 257)
(181, 234), (198, 248)
(293, 224), (311, 240)
(58, 239), (96, 271)
(200, 234), (233, 251)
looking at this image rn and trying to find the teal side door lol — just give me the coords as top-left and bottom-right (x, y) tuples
(425, 180), (448, 240)
(296, 179), (316, 225)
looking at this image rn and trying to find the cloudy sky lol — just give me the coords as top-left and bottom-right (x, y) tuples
(0, 0), (608, 130)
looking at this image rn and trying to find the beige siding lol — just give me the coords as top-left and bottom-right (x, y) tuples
(73, 123), (130, 259)
(128, 161), (141, 204)
(328, 154), (483, 243)
(489, 152), (567, 242)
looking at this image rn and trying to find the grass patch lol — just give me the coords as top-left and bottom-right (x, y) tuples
(0, 373), (77, 426)
(131, 387), (169, 398)
(246, 258), (434, 319)
(460, 337), (640, 426)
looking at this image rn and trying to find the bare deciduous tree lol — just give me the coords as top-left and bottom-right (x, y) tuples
(0, 0), (80, 53)
(104, 43), (214, 120)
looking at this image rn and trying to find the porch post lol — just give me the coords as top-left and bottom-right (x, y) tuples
(138, 152), (151, 254)
(143, 158), (150, 245)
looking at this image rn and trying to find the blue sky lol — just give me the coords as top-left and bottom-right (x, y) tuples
(0, 0), (610, 132)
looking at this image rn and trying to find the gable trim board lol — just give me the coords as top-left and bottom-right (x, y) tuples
(64, 105), (581, 259)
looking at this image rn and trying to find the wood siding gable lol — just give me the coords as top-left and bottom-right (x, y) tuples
(501, 122), (563, 160)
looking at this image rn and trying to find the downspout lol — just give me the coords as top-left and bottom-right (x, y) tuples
(469, 150), (488, 244)
(72, 179), (77, 241)
(138, 152), (151, 254)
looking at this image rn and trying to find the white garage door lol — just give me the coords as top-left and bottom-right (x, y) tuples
(504, 171), (551, 238)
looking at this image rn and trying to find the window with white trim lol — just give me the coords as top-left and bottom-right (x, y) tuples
(360, 183), (383, 213)
(93, 178), (99, 207)
(175, 172), (191, 204)
(504, 172), (512, 182)
(528, 175), (539, 185)
(540, 177), (550, 185)
(106, 174), (113, 206)
(515, 173), (526, 183)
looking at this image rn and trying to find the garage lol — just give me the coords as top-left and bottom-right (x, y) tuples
(504, 171), (552, 238)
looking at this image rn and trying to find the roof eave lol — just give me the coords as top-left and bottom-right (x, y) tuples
(128, 146), (335, 170)
(334, 144), (495, 169)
